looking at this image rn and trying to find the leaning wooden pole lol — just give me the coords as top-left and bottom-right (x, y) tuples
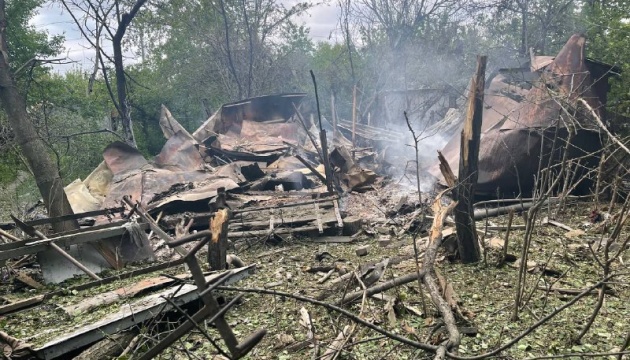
(310, 70), (334, 192)
(454, 55), (487, 263)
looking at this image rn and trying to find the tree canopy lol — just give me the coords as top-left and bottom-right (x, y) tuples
(1, 0), (629, 185)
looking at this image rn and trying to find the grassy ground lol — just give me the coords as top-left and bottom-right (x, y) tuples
(1, 191), (628, 360)
(0, 170), (39, 222)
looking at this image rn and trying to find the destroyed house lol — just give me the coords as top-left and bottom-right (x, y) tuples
(431, 34), (620, 197)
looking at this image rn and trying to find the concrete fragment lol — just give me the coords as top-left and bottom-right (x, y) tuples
(378, 235), (392, 247)
(355, 245), (369, 257)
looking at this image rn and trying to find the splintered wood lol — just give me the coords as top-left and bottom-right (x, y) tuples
(209, 208), (230, 270)
(211, 209), (229, 243)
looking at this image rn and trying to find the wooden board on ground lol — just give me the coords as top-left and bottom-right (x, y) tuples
(59, 273), (191, 316)
(308, 236), (355, 244)
(31, 265), (255, 360)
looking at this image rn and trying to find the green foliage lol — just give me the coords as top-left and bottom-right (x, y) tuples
(5, 0), (63, 83)
(128, 0), (315, 124)
(309, 42), (358, 120)
(480, 0), (580, 56)
(0, 0), (64, 186)
(26, 71), (118, 181)
(583, 0), (630, 119)
(0, 145), (20, 183)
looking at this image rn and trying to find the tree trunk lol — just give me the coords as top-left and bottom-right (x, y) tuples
(111, 0), (147, 149)
(519, 0), (529, 56)
(0, 0), (78, 234)
(454, 55), (486, 263)
(112, 38), (136, 148)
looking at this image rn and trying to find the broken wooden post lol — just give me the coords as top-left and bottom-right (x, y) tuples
(294, 154), (327, 185)
(208, 187), (230, 270)
(438, 151), (457, 188)
(454, 55), (487, 263)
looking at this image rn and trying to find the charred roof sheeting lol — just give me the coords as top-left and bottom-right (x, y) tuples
(193, 93), (306, 143)
(433, 34), (610, 196)
(101, 141), (239, 211)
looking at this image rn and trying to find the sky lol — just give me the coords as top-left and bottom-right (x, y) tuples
(30, 1), (341, 74)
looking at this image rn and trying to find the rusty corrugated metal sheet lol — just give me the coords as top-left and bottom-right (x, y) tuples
(101, 141), (239, 211)
(193, 93), (306, 143)
(432, 34), (607, 196)
(154, 131), (204, 171)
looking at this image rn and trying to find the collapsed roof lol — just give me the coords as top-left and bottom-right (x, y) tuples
(431, 34), (618, 196)
(66, 93), (311, 215)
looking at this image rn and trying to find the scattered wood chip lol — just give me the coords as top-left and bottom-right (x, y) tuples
(318, 269), (336, 284)
(355, 245), (369, 257)
(321, 325), (351, 360)
(264, 281), (283, 288)
(565, 229), (586, 239)
(544, 217), (574, 231)
(384, 297), (397, 327)
(485, 236), (505, 250)
(403, 304), (424, 317)
(11, 270), (43, 289)
(299, 307), (315, 342)
(378, 235), (392, 247)
(273, 333), (296, 349)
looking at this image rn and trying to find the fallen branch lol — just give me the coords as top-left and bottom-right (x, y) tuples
(536, 286), (616, 296)
(423, 193), (460, 356)
(580, 98), (630, 156)
(218, 285), (439, 353)
(219, 272), (621, 360)
(336, 271), (424, 305)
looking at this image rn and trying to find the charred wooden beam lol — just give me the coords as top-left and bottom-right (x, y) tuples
(454, 55), (486, 264)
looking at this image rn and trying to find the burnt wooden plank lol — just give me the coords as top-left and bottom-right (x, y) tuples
(0, 207), (125, 230)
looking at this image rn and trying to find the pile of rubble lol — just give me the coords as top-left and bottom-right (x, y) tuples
(0, 93), (397, 360)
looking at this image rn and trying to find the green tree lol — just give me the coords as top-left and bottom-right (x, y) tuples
(582, 0), (630, 119)
(0, 0), (63, 182)
(104, 0), (316, 153)
(479, 0), (578, 56)
(0, 0), (77, 232)
(27, 70), (118, 181)
(61, 0), (149, 148)
(130, 0), (313, 112)
(5, 0), (63, 77)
